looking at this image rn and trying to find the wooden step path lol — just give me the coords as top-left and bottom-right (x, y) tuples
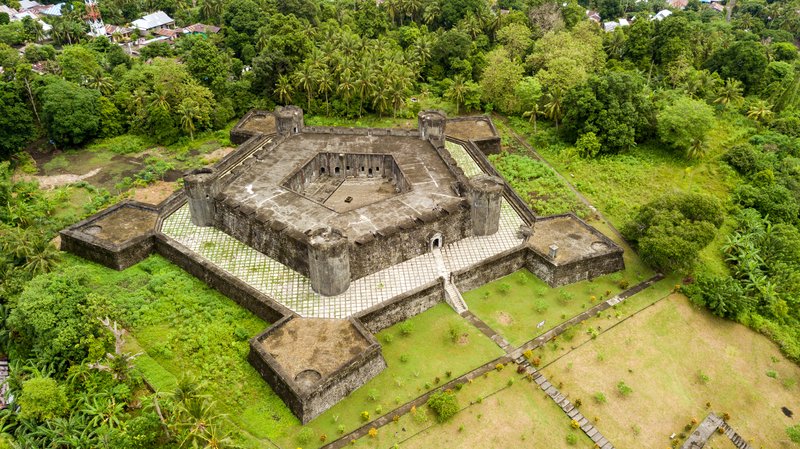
(681, 413), (753, 449)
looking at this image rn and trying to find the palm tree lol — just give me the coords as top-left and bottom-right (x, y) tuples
(445, 76), (467, 115)
(355, 63), (375, 117)
(22, 234), (59, 276)
(422, 2), (441, 26)
(86, 71), (114, 96)
(747, 100), (774, 124)
(178, 101), (198, 139)
(372, 86), (391, 117)
(337, 72), (356, 113)
(714, 78), (744, 108)
(686, 137), (708, 159)
(149, 87), (170, 112)
(316, 70), (334, 116)
(292, 61), (318, 112)
(274, 75), (293, 105)
(543, 88), (564, 129)
(523, 103), (542, 133)
(201, 0), (223, 24)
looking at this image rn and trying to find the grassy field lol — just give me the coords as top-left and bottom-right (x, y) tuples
(541, 294), (800, 449)
(350, 367), (594, 448)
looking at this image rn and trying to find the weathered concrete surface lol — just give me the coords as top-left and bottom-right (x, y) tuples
(469, 174), (504, 236)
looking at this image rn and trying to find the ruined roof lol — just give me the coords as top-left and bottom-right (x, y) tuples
(218, 133), (465, 241)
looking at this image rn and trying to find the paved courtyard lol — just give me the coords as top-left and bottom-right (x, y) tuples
(159, 141), (525, 319)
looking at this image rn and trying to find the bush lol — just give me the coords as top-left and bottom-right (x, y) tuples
(575, 132), (601, 158)
(566, 432), (579, 445)
(787, 425), (800, 443)
(399, 320), (414, 336)
(18, 377), (68, 421)
(296, 427), (314, 445)
(616, 381), (633, 397)
(593, 392), (607, 404)
(623, 193), (723, 272)
(427, 390), (460, 423)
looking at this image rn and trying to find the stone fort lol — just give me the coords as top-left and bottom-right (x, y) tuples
(61, 107), (624, 423)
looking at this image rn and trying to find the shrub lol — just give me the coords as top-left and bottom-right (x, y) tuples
(361, 411), (370, 421)
(593, 392), (607, 404)
(698, 371), (710, 384)
(399, 320), (414, 336)
(400, 354), (409, 363)
(18, 377), (68, 421)
(382, 333), (394, 344)
(767, 370), (778, 379)
(575, 132), (601, 158)
(616, 381), (633, 397)
(427, 390), (460, 423)
(787, 425), (800, 443)
(566, 432), (579, 445)
(368, 389), (379, 401)
(368, 428), (378, 438)
(570, 419), (580, 429)
(296, 427), (314, 445)
(448, 322), (464, 343)
(495, 363), (504, 371)
(498, 282), (511, 294)
(319, 434), (327, 442)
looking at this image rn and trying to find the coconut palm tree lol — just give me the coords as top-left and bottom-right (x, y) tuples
(274, 75), (293, 105)
(714, 78), (744, 108)
(747, 99), (774, 124)
(178, 101), (199, 139)
(543, 88), (564, 129)
(445, 75), (467, 115)
(523, 103), (542, 133)
(22, 234), (59, 276)
(316, 70), (334, 116)
(292, 61), (318, 112)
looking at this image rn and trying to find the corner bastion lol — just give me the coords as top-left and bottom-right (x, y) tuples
(60, 106), (625, 424)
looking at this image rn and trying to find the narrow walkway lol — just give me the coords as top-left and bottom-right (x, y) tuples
(516, 355), (615, 449)
(461, 310), (512, 353)
(682, 413), (753, 449)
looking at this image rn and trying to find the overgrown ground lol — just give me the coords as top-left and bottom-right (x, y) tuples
(541, 294), (800, 449)
(500, 115), (749, 274)
(352, 367), (594, 448)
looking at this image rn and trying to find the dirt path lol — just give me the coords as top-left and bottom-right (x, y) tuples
(20, 168), (102, 189)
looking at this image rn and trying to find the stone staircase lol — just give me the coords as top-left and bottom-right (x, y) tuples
(444, 281), (468, 314)
(719, 422), (754, 449)
(514, 354), (616, 449)
(432, 247), (468, 314)
(681, 413), (753, 449)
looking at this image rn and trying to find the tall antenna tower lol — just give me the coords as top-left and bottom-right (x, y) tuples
(85, 0), (107, 37)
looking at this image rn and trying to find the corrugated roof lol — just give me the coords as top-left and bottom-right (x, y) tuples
(40, 2), (63, 16)
(18, 0), (40, 10)
(132, 10), (174, 30)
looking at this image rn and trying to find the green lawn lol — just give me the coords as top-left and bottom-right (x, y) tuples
(351, 365), (594, 449)
(276, 302), (505, 448)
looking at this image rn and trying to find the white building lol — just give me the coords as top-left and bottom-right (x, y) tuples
(131, 11), (175, 31)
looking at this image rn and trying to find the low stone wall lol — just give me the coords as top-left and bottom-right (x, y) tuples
(356, 280), (445, 334)
(153, 231), (290, 324)
(230, 110), (273, 144)
(59, 201), (158, 270)
(248, 317), (386, 424)
(452, 246), (528, 292)
(526, 245), (625, 287)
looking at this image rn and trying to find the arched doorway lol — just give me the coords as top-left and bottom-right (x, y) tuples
(430, 233), (443, 251)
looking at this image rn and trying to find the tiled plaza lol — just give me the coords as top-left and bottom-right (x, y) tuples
(159, 141), (525, 319)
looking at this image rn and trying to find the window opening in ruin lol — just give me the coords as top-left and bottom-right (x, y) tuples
(376, 167), (380, 172)
(368, 168), (373, 176)
(432, 237), (441, 248)
(335, 167), (340, 174)
(361, 166), (365, 172)
(320, 167), (325, 174)
(293, 126), (298, 133)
